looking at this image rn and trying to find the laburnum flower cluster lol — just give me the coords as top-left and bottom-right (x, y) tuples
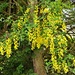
(0, 38), (12, 58)
(0, 34), (19, 58)
(28, 3), (74, 74)
(0, 6), (30, 58)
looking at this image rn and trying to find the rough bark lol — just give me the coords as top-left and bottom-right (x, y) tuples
(33, 50), (47, 75)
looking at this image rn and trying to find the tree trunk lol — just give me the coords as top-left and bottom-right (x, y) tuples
(33, 50), (47, 75)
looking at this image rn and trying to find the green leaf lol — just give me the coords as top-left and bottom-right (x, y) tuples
(0, 67), (3, 70)
(67, 54), (74, 60)
(70, 68), (75, 74)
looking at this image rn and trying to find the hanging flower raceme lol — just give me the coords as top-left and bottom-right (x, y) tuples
(0, 38), (12, 58)
(5, 38), (12, 58)
(18, 22), (22, 29)
(62, 61), (69, 73)
(0, 42), (4, 55)
(13, 35), (19, 50)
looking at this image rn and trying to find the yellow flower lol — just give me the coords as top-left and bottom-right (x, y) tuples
(34, 19), (40, 24)
(51, 54), (59, 71)
(62, 62), (69, 73)
(58, 35), (67, 47)
(58, 49), (64, 58)
(40, 8), (43, 13)
(36, 36), (42, 49)
(64, 65), (69, 73)
(50, 36), (55, 53)
(31, 40), (36, 50)
(6, 38), (11, 45)
(57, 65), (61, 73)
(25, 8), (30, 13)
(13, 35), (19, 50)
(73, 58), (75, 66)
(52, 59), (59, 70)
(18, 22), (22, 29)
(6, 47), (11, 58)
(62, 22), (66, 31)
(43, 8), (49, 13)
(43, 38), (48, 48)
(13, 39), (19, 50)
(5, 38), (12, 58)
(0, 42), (4, 55)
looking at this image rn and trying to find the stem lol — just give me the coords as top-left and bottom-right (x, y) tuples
(9, 0), (11, 15)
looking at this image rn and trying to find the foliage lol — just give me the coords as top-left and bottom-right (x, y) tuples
(0, 45), (34, 75)
(0, 0), (75, 75)
(0, 2), (8, 13)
